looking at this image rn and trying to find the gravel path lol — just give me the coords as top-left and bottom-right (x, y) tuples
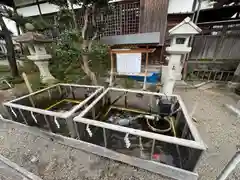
(0, 124), (171, 180)
(0, 87), (239, 180)
(175, 88), (240, 180)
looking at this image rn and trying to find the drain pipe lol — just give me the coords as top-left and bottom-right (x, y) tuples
(182, 0), (202, 80)
(193, 0), (202, 24)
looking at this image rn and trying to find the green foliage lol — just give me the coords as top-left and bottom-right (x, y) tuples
(57, 8), (73, 28)
(89, 41), (110, 75)
(0, 65), (10, 72)
(0, 75), (24, 90)
(47, 0), (68, 7)
(49, 29), (110, 83)
(31, 17), (54, 32)
(123, 78), (135, 89)
(5, 76), (24, 84)
(48, 0), (110, 7)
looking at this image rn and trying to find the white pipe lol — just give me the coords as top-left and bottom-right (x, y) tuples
(108, 87), (178, 98)
(4, 85), (104, 119)
(217, 152), (240, 180)
(63, 87), (104, 118)
(1, 79), (12, 88)
(31, 111), (38, 123)
(5, 83), (59, 103)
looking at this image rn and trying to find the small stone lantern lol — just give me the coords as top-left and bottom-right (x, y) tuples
(162, 17), (201, 95)
(14, 29), (57, 84)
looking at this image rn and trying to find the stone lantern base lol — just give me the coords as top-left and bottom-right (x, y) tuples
(34, 61), (57, 84)
(27, 55), (57, 84)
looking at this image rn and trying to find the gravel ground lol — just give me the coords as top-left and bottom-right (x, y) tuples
(175, 87), (240, 180)
(0, 124), (171, 180)
(0, 86), (239, 180)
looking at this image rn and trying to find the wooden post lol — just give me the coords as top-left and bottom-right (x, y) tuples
(109, 51), (114, 86)
(66, 117), (78, 138)
(22, 72), (35, 107)
(22, 72), (33, 93)
(143, 46), (149, 90)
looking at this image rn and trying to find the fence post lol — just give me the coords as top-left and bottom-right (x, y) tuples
(217, 151), (240, 180)
(66, 117), (78, 138)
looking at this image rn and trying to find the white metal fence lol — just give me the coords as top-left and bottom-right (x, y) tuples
(73, 87), (206, 180)
(3, 83), (104, 138)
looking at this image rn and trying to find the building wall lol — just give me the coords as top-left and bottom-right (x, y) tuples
(16, 2), (59, 17)
(16, 0), (213, 17)
(140, 0), (169, 45)
(168, 0), (195, 14)
(168, 0), (213, 14)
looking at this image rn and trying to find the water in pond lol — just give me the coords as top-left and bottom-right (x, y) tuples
(45, 99), (82, 112)
(79, 107), (183, 168)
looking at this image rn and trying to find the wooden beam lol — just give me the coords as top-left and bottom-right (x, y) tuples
(111, 48), (156, 54)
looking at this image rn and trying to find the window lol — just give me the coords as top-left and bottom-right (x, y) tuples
(176, 37), (186, 45)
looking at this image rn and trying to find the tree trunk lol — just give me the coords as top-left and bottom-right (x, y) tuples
(0, 15), (19, 77)
(81, 54), (98, 85)
(69, 0), (78, 31)
(81, 39), (98, 85)
(80, 7), (98, 85)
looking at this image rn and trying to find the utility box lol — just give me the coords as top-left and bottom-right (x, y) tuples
(74, 87), (206, 180)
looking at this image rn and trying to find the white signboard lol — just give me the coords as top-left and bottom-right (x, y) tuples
(116, 53), (141, 75)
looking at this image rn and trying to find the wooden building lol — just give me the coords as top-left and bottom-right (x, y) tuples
(1, 0), (209, 69)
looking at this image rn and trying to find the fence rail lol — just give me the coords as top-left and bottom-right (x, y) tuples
(190, 35), (240, 61)
(187, 69), (235, 82)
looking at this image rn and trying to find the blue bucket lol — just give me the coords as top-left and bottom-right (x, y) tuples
(128, 72), (161, 84)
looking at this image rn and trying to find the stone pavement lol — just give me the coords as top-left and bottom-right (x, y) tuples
(0, 154), (42, 180)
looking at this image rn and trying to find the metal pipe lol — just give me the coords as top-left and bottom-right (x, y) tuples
(1, 79), (12, 88)
(5, 84), (60, 104)
(18, 109), (28, 125)
(109, 87), (177, 98)
(150, 139), (156, 160)
(64, 87), (104, 118)
(103, 128), (107, 147)
(217, 151), (240, 180)
(4, 103), (64, 117)
(43, 115), (53, 132)
(176, 95), (205, 146)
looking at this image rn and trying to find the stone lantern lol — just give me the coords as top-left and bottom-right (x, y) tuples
(162, 17), (201, 95)
(14, 29), (57, 84)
